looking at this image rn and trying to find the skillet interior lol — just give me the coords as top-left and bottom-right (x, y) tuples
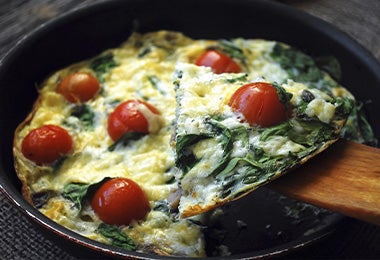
(0, 0), (379, 258)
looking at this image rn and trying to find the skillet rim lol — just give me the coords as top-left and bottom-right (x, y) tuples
(0, 0), (379, 259)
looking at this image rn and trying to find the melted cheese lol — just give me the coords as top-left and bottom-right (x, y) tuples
(14, 30), (355, 257)
(174, 61), (350, 217)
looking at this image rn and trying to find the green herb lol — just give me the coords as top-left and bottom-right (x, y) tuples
(259, 119), (336, 148)
(271, 43), (321, 81)
(218, 40), (246, 65)
(62, 183), (91, 210)
(270, 43), (336, 90)
(147, 75), (167, 95)
(175, 133), (213, 172)
(89, 53), (118, 82)
(71, 104), (95, 130)
(137, 47), (151, 58)
(260, 121), (293, 142)
(108, 132), (146, 152)
(333, 97), (354, 119)
(340, 102), (377, 146)
(315, 56), (342, 81)
(51, 155), (68, 172)
(224, 73), (248, 83)
(287, 120), (335, 146)
(62, 178), (111, 210)
(204, 119), (235, 177)
(272, 82), (293, 105)
(148, 75), (159, 89)
(97, 223), (136, 251)
(294, 100), (310, 119)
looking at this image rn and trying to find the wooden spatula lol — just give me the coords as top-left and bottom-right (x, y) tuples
(268, 139), (380, 226)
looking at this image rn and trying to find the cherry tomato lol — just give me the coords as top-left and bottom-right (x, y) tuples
(228, 82), (289, 127)
(107, 99), (160, 141)
(21, 125), (73, 165)
(57, 72), (100, 103)
(91, 178), (150, 226)
(195, 50), (241, 74)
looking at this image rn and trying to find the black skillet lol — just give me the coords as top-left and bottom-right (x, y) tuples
(0, 0), (379, 259)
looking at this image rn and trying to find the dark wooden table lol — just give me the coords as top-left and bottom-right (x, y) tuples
(1, 0), (379, 259)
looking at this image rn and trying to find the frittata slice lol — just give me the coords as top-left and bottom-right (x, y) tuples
(173, 62), (354, 218)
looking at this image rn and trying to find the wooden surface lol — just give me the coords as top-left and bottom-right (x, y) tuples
(270, 140), (380, 226)
(0, 0), (380, 259)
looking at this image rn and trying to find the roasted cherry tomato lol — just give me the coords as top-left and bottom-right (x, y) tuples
(107, 99), (160, 141)
(91, 177), (150, 226)
(195, 50), (241, 74)
(57, 72), (100, 103)
(21, 125), (73, 165)
(228, 82), (289, 127)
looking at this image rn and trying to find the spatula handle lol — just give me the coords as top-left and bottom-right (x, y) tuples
(269, 140), (380, 226)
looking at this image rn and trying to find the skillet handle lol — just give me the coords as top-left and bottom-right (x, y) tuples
(268, 139), (380, 226)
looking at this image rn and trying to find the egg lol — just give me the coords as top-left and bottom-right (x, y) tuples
(13, 30), (356, 257)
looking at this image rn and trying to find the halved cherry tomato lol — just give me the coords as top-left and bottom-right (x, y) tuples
(195, 50), (241, 74)
(107, 99), (160, 141)
(228, 82), (289, 127)
(91, 177), (150, 226)
(21, 125), (73, 165)
(57, 72), (100, 103)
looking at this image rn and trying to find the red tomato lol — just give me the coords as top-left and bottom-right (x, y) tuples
(228, 82), (289, 127)
(91, 178), (150, 226)
(57, 72), (100, 103)
(107, 99), (160, 141)
(21, 125), (73, 165)
(195, 50), (241, 74)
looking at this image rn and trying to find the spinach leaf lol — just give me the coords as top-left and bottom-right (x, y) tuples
(333, 97), (354, 119)
(260, 121), (293, 142)
(62, 183), (91, 210)
(270, 43), (335, 90)
(287, 120), (335, 146)
(97, 223), (136, 251)
(137, 47), (151, 58)
(51, 155), (68, 172)
(147, 75), (168, 95)
(148, 75), (160, 89)
(315, 56), (342, 81)
(224, 73), (248, 83)
(176, 118), (246, 177)
(204, 119), (235, 177)
(62, 178), (111, 210)
(217, 157), (263, 179)
(89, 53), (118, 82)
(218, 40), (246, 65)
(260, 119), (335, 147)
(108, 131), (146, 152)
(70, 104), (95, 130)
(340, 102), (377, 146)
(272, 82), (293, 105)
(175, 133), (212, 172)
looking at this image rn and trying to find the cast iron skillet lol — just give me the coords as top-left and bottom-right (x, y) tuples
(0, 0), (379, 259)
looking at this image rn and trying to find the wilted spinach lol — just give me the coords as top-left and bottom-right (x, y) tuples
(340, 101), (377, 146)
(89, 53), (118, 82)
(70, 104), (95, 130)
(108, 131), (146, 152)
(97, 223), (136, 251)
(62, 178), (111, 210)
(270, 43), (336, 91)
